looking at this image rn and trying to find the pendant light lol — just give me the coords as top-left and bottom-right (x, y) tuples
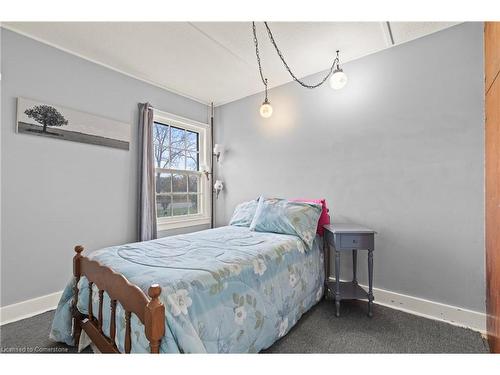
(259, 79), (273, 118)
(253, 23), (273, 119)
(329, 50), (348, 90)
(252, 22), (347, 118)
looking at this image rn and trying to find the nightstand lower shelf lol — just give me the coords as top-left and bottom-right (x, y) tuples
(326, 280), (369, 301)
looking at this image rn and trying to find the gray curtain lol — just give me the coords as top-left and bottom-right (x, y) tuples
(138, 103), (157, 241)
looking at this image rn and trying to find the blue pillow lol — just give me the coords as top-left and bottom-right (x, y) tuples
(249, 197), (322, 250)
(229, 199), (259, 227)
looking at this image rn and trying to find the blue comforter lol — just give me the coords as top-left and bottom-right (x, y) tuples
(50, 226), (325, 353)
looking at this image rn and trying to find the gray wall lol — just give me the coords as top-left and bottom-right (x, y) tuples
(0, 29), (209, 306)
(215, 23), (485, 312)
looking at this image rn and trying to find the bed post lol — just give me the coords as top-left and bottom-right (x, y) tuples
(144, 284), (165, 353)
(72, 245), (84, 345)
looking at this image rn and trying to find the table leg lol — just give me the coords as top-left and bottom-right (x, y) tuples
(352, 249), (358, 285)
(335, 250), (341, 317)
(324, 240), (330, 299)
(368, 249), (374, 317)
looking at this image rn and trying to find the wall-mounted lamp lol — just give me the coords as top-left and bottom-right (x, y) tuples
(214, 180), (224, 198)
(213, 144), (224, 163)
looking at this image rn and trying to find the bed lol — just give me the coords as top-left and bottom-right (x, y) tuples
(50, 225), (326, 353)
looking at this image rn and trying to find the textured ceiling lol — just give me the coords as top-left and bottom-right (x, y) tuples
(3, 22), (460, 105)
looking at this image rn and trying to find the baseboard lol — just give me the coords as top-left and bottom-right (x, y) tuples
(363, 284), (486, 333)
(0, 291), (63, 326)
(326, 277), (486, 333)
(0, 285), (487, 334)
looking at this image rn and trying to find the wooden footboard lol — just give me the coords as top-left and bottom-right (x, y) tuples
(71, 245), (165, 353)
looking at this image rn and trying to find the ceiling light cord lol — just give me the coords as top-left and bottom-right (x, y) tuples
(252, 22), (346, 118)
(253, 21), (272, 119)
(264, 79), (269, 102)
(252, 22), (268, 89)
(263, 22), (340, 89)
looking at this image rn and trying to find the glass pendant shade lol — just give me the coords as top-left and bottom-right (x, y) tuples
(329, 69), (348, 90)
(259, 100), (273, 118)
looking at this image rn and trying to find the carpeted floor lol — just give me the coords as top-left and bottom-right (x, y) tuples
(0, 299), (489, 353)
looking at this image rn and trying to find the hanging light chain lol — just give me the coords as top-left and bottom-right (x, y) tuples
(252, 21), (268, 94)
(264, 78), (269, 102)
(263, 22), (340, 89)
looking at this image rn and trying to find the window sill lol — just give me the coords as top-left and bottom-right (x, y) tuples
(157, 217), (211, 232)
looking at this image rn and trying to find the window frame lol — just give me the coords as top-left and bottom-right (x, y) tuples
(153, 109), (211, 231)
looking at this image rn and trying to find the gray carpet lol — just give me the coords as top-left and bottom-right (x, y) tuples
(0, 299), (489, 353)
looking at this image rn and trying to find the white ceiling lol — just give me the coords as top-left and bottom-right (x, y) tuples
(3, 22), (459, 105)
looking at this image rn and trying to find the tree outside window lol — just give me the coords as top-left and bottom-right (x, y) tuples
(153, 122), (201, 219)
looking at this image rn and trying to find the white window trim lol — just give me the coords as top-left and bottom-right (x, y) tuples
(153, 109), (211, 232)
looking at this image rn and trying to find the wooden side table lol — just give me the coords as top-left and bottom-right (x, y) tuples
(323, 223), (376, 317)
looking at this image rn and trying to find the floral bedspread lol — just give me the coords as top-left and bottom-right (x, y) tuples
(50, 226), (324, 353)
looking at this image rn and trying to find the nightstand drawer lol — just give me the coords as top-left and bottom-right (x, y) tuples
(339, 234), (372, 249)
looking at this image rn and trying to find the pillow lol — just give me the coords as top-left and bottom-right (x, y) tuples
(229, 199), (259, 227)
(249, 197), (322, 250)
(290, 198), (330, 236)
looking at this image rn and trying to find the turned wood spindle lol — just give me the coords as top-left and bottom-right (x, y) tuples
(125, 311), (132, 353)
(98, 290), (104, 332)
(88, 282), (94, 320)
(110, 299), (117, 347)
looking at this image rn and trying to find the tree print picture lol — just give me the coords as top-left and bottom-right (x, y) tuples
(16, 97), (131, 150)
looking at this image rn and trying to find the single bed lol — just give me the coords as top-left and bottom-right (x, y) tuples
(50, 225), (325, 353)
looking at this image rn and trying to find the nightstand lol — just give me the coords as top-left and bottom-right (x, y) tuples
(323, 223), (376, 317)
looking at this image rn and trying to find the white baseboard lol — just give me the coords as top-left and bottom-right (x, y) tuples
(0, 291), (63, 326)
(326, 277), (486, 333)
(0, 285), (487, 334)
(362, 284), (486, 333)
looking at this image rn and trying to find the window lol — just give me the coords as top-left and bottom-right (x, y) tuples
(153, 110), (210, 230)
